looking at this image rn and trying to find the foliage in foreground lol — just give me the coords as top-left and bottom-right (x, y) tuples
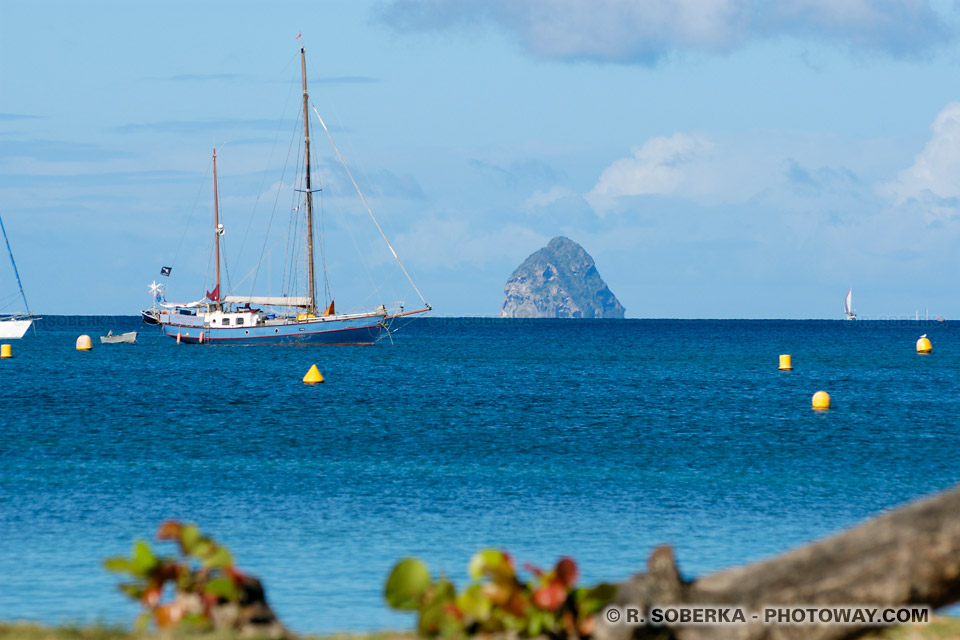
(103, 521), (243, 631)
(3, 620), (960, 640)
(384, 549), (616, 639)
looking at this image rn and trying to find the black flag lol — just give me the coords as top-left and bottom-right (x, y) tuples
(160, 266), (172, 276)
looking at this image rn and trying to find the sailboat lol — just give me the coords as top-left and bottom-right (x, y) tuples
(151, 46), (429, 345)
(0, 214), (35, 339)
(844, 288), (856, 321)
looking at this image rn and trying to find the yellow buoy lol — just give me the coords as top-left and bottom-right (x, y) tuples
(812, 391), (831, 410)
(176, 332), (181, 344)
(76, 335), (92, 351)
(917, 335), (932, 354)
(0, 344), (11, 359)
(778, 354), (792, 370)
(303, 364), (324, 384)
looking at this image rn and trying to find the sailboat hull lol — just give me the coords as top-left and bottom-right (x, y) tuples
(160, 314), (387, 345)
(0, 318), (32, 339)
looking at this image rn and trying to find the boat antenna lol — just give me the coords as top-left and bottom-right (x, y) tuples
(301, 46), (318, 315)
(0, 214), (32, 317)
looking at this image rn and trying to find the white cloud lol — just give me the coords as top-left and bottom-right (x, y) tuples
(585, 133), (713, 213)
(377, 0), (951, 63)
(884, 102), (960, 206)
(522, 186), (579, 212)
(391, 216), (548, 270)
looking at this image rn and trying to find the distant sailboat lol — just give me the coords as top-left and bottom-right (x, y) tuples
(0, 214), (35, 339)
(844, 288), (856, 321)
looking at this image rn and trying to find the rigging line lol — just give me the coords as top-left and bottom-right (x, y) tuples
(328, 194), (383, 308)
(214, 50), (299, 156)
(283, 111), (306, 299)
(318, 185), (332, 306)
(0, 214), (31, 316)
(231, 62), (303, 283)
(249, 102), (302, 298)
(230, 235), (287, 291)
(311, 105), (428, 308)
(283, 188), (304, 302)
(170, 161), (212, 270)
(282, 140), (305, 301)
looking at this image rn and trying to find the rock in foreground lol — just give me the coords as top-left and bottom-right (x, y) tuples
(499, 237), (625, 319)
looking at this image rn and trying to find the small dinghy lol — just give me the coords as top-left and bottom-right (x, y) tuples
(101, 330), (137, 344)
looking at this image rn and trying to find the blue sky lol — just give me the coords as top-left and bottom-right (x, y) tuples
(2, 0), (960, 318)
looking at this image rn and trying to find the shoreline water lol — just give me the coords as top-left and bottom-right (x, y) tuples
(2, 318), (958, 632)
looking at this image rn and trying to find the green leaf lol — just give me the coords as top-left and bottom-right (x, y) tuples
(456, 584), (491, 622)
(467, 549), (513, 582)
(203, 576), (238, 601)
(385, 558), (431, 610)
(130, 540), (158, 576)
(201, 546), (233, 569)
(578, 583), (618, 615)
(418, 596), (452, 635)
(134, 612), (151, 633)
(117, 583), (144, 600)
(180, 524), (201, 554)
(103, 557), (134, 574)
(526, 611), (543, 637)
(191, 539), (214, 560)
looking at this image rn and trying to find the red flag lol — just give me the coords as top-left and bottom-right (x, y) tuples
(295, 31), (301, 40)
(206, 285), (220, 301)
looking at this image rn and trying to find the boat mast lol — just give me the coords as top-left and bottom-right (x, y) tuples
(301, 46), (318, 315)
(213, 148), (222, 312)
(0, 214), (31, 317)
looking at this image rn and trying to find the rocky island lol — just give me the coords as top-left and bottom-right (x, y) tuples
(499, 236), (626, 319)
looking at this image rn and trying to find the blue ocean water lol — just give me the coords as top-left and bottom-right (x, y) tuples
(0, 317), (958, 633)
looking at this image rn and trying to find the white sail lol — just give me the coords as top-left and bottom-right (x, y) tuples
(844, 289), (852, 315)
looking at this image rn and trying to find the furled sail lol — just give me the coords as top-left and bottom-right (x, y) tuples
(222, 295), (312, 307)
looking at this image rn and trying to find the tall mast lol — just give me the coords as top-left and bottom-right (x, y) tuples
(213, 148), (222, 312)
(301, 46), (318, 315)
(0, 215), (31, 317)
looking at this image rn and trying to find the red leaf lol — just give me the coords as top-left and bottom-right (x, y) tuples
(226, 566), (246, 581)
(154, 603), (183, 627)
(504, 591), (530, 617)
(443, 602), (464, 621)
(523, 562), (544, 578)
(532, 579), (567, 611)
(555, 557), (579, 587)
(143, 585), (162, 608)
(156, 521), (183, 541)
(579, 615), (596, 636)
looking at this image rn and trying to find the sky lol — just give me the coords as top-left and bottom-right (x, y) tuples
(2, 0), (960, 318)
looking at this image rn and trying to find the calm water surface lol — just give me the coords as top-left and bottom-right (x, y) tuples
(0, 317), (958, 632)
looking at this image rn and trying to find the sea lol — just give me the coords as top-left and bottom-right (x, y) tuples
(0, 317), (958, 633)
